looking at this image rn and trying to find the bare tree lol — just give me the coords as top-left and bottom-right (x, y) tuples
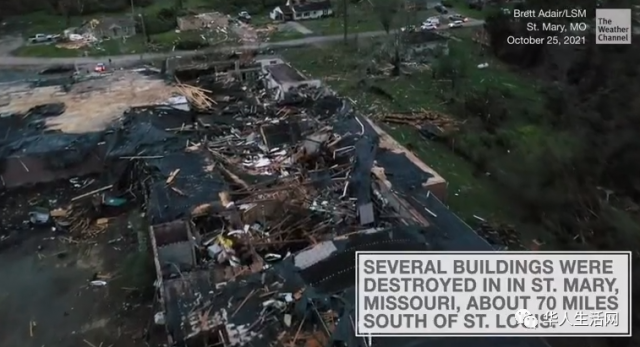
(371, 0), (400, 75)
(371, 0), (399, 34)
(342, 0), (348, 44)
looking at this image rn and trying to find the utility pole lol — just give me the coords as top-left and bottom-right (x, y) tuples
(130, 0), (135, 16)
(139, 14), (148, 42)
(342, 0), (348, 44)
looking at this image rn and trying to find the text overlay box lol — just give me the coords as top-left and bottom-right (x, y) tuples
(355, 251), (631, 337)
(596, 9), (632, 44)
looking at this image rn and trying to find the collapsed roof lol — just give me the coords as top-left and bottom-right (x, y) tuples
(0, 63), (542, 347)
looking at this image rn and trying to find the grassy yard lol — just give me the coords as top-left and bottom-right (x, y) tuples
(13, 36), (149, 57)
(3, 0), (217, 37)
(12, 28), (235, 57)
(302, 1), (439, 35)
(268, 29), (308, 42)
(448, 0), (485, 18)
(280, 36), (555, 245)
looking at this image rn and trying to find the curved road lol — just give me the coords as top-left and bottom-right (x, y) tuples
(0, 20), (483, 66)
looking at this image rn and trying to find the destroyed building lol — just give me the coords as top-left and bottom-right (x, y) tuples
(1, 56), (541, 347)
(400, 31), (449, 57)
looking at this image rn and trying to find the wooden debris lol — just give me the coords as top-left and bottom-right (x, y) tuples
(379, 109), (460, 135)
(50, 208), (68, 217)
(219, 191), (232, 207)
(71, 185), (113, 202)
(171, 186), (187, 196)
(476, 221), (524, 250)
(176, 83), (217, 110)
(29, 320), (35, 337)
(166, 169), (180, 185)
(96, 218), (110, 226)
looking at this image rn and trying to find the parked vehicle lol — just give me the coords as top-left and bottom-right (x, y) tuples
(238, 11), (251, 22)
(421, 23), (438, 30)
(424, 17), (440, 26)
(28, 33), (54, 44)
(448, 20), (463, 28)
(448, 14), (467, 22)
(435, 5), (448, 14)
(441, 0), (452, 7)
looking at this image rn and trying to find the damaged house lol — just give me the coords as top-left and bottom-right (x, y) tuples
(270, 0), (333, 21)
(261, 61), (322, 101)
(401, 31), (450, 57)
(1, 53), (540, 347)
(87, 16), (137, 39)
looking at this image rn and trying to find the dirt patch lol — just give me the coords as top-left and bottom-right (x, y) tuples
(0, 70), (177, 133)
(0, 35), (24, 56)
(0, 186), (159, 347)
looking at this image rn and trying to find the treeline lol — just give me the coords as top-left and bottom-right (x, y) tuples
(0, 0), (286, 18)
(1, 0), (154, 17)
(439, 0), (639, 341)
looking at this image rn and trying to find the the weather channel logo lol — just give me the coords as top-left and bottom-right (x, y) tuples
(355, 251), (632, 337)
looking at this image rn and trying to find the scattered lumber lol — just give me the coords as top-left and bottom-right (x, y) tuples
(379, 109), (460, 135)
(176, 83), (217, 109)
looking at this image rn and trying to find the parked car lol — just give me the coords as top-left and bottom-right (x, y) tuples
(425, 17), (440, 26)
(435, 5), (448, 14)
(468, 0), (484, 10)
(28, 33), (54, 44)
(421, 23), (438, 30)
(238, 11), (251, 22)
(441, 0), (452, 7)
(449, 14), (466, 22)
(448, 20), (463, 28)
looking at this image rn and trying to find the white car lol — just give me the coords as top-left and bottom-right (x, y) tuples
(448, 20), (463, 28)
(425, 18), (440, 26)
(421, 24), (438, 30)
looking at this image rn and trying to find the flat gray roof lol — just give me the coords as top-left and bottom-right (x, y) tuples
(265, 63), (306, 84)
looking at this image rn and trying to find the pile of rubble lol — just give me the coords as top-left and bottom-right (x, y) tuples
(0, 61), (515, 346)
(378, 110), (460, 139)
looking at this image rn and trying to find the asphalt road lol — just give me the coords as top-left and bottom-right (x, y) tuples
(0, 20), (484, 67)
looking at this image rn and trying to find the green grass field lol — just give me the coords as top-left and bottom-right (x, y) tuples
(280, 35), (558, 246)
(301, 1), (439, 35)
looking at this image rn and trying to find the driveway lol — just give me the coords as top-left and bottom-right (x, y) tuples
(0, 35), (23, 56)
(0, 20), (484, 66)
(286, 21), (314, 35)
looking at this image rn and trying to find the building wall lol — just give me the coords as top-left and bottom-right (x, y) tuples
(95, 25), (136, 39)
(264, 75), (323, 101)
(409, 41), (449, 55)
(157, 242), (195, 274)
(1, 145), (107, 189)
(256, 57), (285, 68)
(150, 220), (196, 278)
(269, 7), (285, 21)
(293, 8), (332, 20)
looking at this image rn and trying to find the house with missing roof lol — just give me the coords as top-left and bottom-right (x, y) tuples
(88, 16), (137, 39)
(269, 0), (333, 21)
(257, 56), (323, 101)
(401, 31), (450, 57)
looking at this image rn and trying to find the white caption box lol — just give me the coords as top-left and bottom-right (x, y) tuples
(355, 251), (631, 337)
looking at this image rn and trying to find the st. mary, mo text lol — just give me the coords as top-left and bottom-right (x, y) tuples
(360, 258), (620, 328)
(362, 276), (619, 311)
(359, 260), (619, 312)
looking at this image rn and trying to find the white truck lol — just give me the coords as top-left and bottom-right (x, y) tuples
(28, 33), (54, 44)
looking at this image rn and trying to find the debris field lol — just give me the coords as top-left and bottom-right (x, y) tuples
(0, 56), (536, 347)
